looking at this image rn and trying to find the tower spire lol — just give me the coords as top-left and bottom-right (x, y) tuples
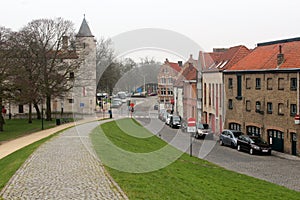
(77, 15), (94, 37)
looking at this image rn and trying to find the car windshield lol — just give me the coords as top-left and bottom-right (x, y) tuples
(250, 137), (267, 144)
(173, 116), (180, 121)
(233, 131), (243, 137)
(197, 123), (204, 129)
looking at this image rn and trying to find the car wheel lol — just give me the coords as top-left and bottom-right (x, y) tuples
(237, 145), (241, 151)
(249, 148), (254, 155)
(219, 140), (223, 146)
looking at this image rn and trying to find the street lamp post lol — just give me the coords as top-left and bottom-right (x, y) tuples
(41, 100), (44, 130)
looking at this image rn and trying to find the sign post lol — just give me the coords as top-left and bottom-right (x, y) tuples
(130, 102), (135, 118)
(187, 118), (196, 157)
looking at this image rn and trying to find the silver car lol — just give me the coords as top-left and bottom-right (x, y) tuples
(219, 129), (243, 148)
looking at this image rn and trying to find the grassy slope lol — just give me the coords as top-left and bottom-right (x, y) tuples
(0, 119), (56, 142)
(91, 118), (300, 200)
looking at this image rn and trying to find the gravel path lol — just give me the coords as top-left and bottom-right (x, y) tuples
(0, 121), (128, 200)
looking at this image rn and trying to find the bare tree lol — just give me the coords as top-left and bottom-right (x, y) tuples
(96, 37), (115, 86)
(9, 30), (43, 123)
(0, 26), (13, 131)
(21, 18), (82, 121)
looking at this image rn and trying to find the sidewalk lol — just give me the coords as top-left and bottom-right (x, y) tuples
(0, 119), (128, 199)
(271, 150), (300, 161)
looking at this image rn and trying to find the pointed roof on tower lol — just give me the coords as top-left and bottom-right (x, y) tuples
(77, 15), (94, 37)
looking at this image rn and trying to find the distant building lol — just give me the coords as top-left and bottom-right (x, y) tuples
(157, 59), (182, 111)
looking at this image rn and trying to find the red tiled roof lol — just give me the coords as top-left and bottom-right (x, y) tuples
(181, 63), (197, 81)
(167, 61), (182, 72)
(228, 41), (300, 71)
(200, 45), (250, 71)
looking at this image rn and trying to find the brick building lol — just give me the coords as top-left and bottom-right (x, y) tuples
(224, 38), (300, 156)
(157, 59), (182, 110)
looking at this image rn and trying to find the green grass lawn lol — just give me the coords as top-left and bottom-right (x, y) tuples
(0, 132), (59, 191)
(91, 118), (300, 200)
(0, 119), (57, 143)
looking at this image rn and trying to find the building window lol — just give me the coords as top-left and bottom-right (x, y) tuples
(278, 103), (284, 115)
(209, 84), (211, 106)
(236, 75), (242, 100)
(246, 100), (251, 111)
(228, 78), (233, 89)
(18, 105), (24, 113)
(161, 88), (166, 95)
(255, 78), (261, 89)
(228, 99), (233, 109)
(212, 84), (215, 107)
(204, 83), (207, 105)
(167, 89), (173, 95)
(290, 104), (297, 116)
(219, 84), (222, 107)
(256, 101), (261, 112)
(278, 78), (284, 90)
(161, 78), (166, 84)
(267, 102), (272, 114)
(247, 126), (261, 137)
(68, 99), (74, 104)
(229, 123), (241, 131)
(291, 78), (297, 91)
(167, 78), (173, 84)
(267, 78), (272, 90)
(246, 78), (251, 89)
(70, 72), (74, 79)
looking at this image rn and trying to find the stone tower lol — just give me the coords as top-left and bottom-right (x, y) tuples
(72, 17), (97, 115)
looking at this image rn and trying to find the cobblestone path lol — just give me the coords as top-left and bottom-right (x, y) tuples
(0, 121), (128, 200)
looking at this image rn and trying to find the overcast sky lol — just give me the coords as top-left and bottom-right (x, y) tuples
(1, 0), (299, 61)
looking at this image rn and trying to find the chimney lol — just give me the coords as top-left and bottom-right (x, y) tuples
(277, 45), (284, 66)
(178, 61), (183, 67)
(62, 36), (69, 50)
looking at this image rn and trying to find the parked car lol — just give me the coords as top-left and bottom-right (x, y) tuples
(165, 113), (173, 126)
(195, 123), (213, 139)
(237, 135), (272, 155)
(181, 121), (187, 132)
(154, 104), (159, 110)
(219, 129), (243, 148)
(169, 115), (181, 129)
(158, 109), (166, 121)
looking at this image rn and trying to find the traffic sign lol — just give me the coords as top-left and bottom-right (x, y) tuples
(188, 118), (196, 127)
(187, 117), (196, 133)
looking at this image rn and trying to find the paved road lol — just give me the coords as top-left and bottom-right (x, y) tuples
(0, 121), (128, 200)
(135, 97), (300, 192)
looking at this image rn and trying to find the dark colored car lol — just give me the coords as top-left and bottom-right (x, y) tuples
(154, 104), (159, 110)
(169, 115), (181, 129)
(219, 129), (243, 148)
(237, 135), (272, 155)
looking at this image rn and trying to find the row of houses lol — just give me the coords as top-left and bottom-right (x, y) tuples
(157, 37), (300, 156)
